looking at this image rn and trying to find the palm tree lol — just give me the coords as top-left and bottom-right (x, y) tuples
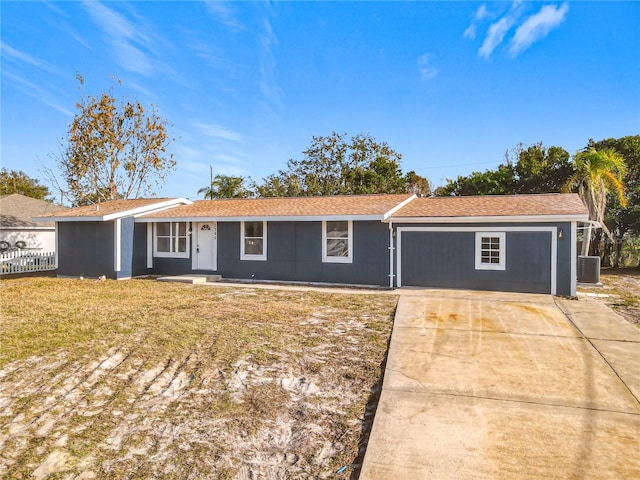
(198, 174), (251, 199)
(565, 148), (627, 255)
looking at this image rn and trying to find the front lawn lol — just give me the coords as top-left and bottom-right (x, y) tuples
(0, 277), (397, 479)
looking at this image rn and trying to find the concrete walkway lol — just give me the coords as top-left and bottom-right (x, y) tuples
(360, 289), (640, 479)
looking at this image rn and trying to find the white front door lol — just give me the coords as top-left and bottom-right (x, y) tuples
(194, 222), (217, 270)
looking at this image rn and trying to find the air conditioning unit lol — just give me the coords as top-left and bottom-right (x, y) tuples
(577, 256), (600, 284)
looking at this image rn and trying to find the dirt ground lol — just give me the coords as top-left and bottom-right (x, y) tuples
(0, 278), (398, 479)
(577, 268), (640, 326)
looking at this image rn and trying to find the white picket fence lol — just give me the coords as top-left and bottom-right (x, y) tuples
(0, 250), (56, 275)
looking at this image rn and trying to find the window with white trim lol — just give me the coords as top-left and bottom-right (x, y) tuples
(154, 222), (189, 258)
(241, 221), (267, 260)
(475, 232), (506, 270)
(322, 220), (353, 263)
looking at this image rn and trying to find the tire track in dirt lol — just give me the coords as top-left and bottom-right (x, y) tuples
(0, 349), (144, 477)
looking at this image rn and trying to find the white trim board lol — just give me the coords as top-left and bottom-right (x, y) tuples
(382, 194), (417, 220)
(114, 218), (122, 272)
(395, 226), (558, 295)
(136, 214), (385, 223)
(389, 214), (588, 224)
(34, 198), (192, 223)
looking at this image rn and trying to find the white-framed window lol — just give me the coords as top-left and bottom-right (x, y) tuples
(322, 220), (353, 263)
(475, 232), (506, 270)
(241, 221), (267, 261)
(154, 222), (189, 258)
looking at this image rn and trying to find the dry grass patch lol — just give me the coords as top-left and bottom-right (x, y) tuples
(578, 267), (640, 326)
(0, 277), (397, 479)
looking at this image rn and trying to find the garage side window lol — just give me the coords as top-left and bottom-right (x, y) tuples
(154, 222), (189, 258)
(475, 232), (506, 270)
(322, 220), (353, 263)
(241, 221), (267, 261)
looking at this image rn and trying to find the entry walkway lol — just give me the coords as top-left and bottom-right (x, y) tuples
(360, 289), (640, 479)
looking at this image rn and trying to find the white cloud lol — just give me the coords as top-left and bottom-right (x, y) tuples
(3, 69), (73, 116)
(479, 16), (516, 59)
(417, 53), (439, 80)
(463, 4), (489, 40)
(204, 0), (245, 31)
(0, 42), (61, 75)
(509, 3), (569, 56)
(81, 1), (163, 76)
(194, 122), (244, 143)
(258, 17), (284, 116)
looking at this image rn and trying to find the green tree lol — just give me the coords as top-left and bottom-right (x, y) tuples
(198, 174), (252, 199)
(0, 169), (51, 200)
(588, 136), (640, 265)
(565, 147), (627, 256)
(510, 143), (573, 193)
(56, 75), (176, 206)
(254, 132), (412, 197)
(436, 142), (572, 197)
(435, 163), (517, 196)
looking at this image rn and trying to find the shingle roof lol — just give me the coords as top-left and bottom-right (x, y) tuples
(139, 194), (415, 219)
(0, 194), (68, 227)
(390, 193), (588, 218)
(35, 198), (183, 220)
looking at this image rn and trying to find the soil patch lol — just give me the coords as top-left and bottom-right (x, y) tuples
(0, 277), (397, 479)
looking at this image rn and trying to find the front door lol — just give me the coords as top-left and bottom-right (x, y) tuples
(195, 222), (217, 270)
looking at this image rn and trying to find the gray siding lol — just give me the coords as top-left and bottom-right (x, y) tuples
(148, 220), (391, 286)
(57, 221), (115, 278)
(117, 217), (135, 279)
(397, 222), (573, 295)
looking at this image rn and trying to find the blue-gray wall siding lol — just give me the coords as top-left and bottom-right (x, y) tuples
(396, 222), (573, 295)
(57, 221), (116, 278)
(117, 217), (135, 279)
(148, 221), (391, 286)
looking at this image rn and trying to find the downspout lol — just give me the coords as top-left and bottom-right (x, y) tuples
(388, 220), (395, 289)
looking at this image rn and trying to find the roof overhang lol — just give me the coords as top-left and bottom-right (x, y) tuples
(32, 198), (192, 223)
(0, 225), (55, 230)
(136, 214), (385, 223)
(387, 214), (590, 224)
(382, 194), (417, 220)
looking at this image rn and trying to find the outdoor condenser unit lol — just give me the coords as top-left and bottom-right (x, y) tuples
(577, 256), (601, 284)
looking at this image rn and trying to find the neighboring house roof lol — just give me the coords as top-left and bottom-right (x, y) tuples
(33, 198), (192, 222)
(138, 194), (416, 221)
(0, 194), (68, 228)
(389, 193), (589, 222)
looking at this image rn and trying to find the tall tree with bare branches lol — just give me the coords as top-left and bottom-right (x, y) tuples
(56, 75), (176, 206)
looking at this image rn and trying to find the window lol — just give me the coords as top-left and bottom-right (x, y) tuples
(475, 232), (506, 270)
(154, 222), (189, 258)
(323, 220), (353, 263)
(241, 221), (266, 260)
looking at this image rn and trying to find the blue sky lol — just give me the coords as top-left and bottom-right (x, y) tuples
(2, 1), (639, 201)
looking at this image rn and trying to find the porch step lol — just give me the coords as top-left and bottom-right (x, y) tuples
(157, 274), (222, 284)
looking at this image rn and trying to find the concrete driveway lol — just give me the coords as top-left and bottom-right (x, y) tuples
(360, 289), (640, 479)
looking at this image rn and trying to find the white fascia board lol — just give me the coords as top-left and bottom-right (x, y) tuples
(0, 226), (54, 230)
(32, 198), (192, 223)
(382, 194), (417, 220)
(135, 214), (384, 223)
(387, 214), (589, 224)
(103, 198), (192, 221)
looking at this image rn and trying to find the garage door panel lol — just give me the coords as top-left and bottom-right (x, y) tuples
(400, 231), (551, 294)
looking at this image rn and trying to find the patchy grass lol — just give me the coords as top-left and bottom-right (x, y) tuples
(578, 267), (640, 326)
(0, 277), (397, 479)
